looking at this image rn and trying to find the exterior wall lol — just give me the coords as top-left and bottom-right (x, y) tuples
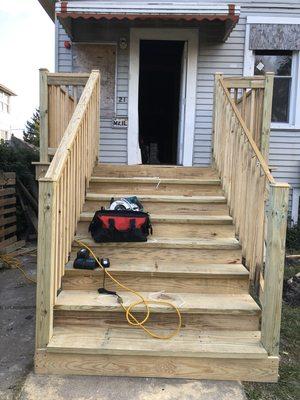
(0, 90), (14, 141)
(55, 1), (300, 213)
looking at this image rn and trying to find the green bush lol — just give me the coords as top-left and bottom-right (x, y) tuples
(0, 139), (39, 236)
(286, 219), (300, 253)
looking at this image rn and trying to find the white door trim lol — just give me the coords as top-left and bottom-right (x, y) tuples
(128, 28), (198, 165)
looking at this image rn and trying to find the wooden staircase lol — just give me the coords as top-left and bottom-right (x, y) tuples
(36, 164), (278, 381)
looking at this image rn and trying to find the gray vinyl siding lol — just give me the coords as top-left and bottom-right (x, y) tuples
(55, 2), (300, 210)
(193, 16), (246, 166)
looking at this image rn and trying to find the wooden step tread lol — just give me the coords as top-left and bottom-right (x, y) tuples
(55, 290), (260, 315)
(80, 212), (233, 225)
(90, 177), (221, 185)
(47, 325), (267, 359)
(73, 236), (240, 250)
(85, 193), (227, 204)
(65, 261), (249, 278)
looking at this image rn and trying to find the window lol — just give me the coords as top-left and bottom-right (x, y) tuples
(0, 92), (9, 113)
(254, 51), (293, 123)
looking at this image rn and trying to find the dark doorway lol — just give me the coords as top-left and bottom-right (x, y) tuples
(138, 40), (184, 164)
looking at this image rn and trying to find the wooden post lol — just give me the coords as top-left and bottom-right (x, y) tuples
(39, 68), (49, 164)
(35, 179), (56, 348)
(212, 72), (223, 163)
(261, 182), (289, 356)
(260, 72), (274, 162)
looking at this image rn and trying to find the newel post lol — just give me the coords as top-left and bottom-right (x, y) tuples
(39, 68), (49, 164)
(212, 72), (223, 162)
(35, 179), (56, 349)
(260, 72), (274, 162)
(261, 182), (289, 355)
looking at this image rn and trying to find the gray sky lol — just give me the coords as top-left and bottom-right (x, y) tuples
(0, 0), (54, 136)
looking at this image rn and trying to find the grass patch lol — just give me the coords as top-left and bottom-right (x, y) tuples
(244, 261), (300, 400)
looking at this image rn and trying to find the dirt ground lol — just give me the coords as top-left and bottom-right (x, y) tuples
(0, 250), (37, 400)
(244, 259), (300, 400)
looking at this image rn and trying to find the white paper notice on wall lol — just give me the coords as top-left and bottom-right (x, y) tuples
(112, 117), (128, 128)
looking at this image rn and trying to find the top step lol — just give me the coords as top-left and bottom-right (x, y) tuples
(93, 164), (219, 179)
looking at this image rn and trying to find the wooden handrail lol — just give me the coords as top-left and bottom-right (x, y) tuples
(219, 77), (275, 184)
(38, 70), (90, 166)
(213, 73), (289, 357)
(222, 73), (274, 161)
(36, 70), (100, 349)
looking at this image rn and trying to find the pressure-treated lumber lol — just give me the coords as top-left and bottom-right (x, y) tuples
(36, 71), (100, 350)
(47, 325), (267, 359)
(77, 212), (235, 238)
(88, 176), (223, 196)
(261, 183), (289, 356)
(83, 193), (229, 215)
(35, 181), (56, 348)
(35, 349), (279, 382)
(39, 69), (49, 164)
(55, 290), (260, 315)
(62, 261), (249, 293)
(260, 73), (274, 161)
(93, 164), (219, 178)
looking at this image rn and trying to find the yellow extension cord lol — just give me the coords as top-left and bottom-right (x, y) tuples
(75, 239), (182, 340)
(0, 254), (37, 284)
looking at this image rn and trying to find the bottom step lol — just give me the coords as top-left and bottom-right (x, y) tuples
(36, 326), (278, 382)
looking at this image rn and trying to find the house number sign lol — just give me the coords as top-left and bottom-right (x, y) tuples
(112, 117), (128, 128)
(117, 96), (128, 103)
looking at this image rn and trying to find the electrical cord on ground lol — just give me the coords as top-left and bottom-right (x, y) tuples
(0, 254), (37, 284)
(75, 239), (182, 340)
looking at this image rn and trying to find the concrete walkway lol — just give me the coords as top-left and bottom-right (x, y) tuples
(19, 373), (247, 400)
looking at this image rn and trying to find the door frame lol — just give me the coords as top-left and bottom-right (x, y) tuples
(128, 28), (198, 165)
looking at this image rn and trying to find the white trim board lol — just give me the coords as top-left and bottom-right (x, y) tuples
(243, 16), (300, 130)
(127, 28), (198, 165)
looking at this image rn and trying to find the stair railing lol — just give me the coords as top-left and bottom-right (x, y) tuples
(222, 74), (274, 161)
(213, 73), (289, 356)
(36, 70), (100, 349)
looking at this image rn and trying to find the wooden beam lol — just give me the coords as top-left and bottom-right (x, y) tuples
(39, 69), (49, 164)
(47, 74), (89, 86)
(260, 73), (274, 162)
(212, 73), (223, 161)
(261, 183), (289, 356)
(35, 181), (57, 348)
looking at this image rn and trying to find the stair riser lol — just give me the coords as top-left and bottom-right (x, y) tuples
(71, 248), (242, 265)
(93, 165), (219, 179)
(54, 311), (260, 331)
(35, 350), (279, 382)
(87, 182), (223, 196)
(83, 200), (229, 216)
(61, 273), (249, 294)
(76, 221), (235, 239)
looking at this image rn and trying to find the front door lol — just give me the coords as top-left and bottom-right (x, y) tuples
(138, 40), (185, 165)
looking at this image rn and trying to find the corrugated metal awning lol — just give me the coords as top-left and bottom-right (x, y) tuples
(56, 1), (240, 24)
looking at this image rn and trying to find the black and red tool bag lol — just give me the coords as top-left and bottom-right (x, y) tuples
(89, 209), (152, 243)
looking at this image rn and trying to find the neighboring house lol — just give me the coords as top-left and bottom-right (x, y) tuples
(0, 84), (16, 141)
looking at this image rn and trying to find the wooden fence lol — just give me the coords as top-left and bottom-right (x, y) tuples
(0, 172), (17, 251)
(36, 71), (100, 349)
(213, 73), (289, 356)
(223, 73), (274, 161)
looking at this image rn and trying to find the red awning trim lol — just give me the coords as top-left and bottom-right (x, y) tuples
(57, 12), (239, 23)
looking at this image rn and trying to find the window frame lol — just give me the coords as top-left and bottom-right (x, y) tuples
(244, 17), (300, 130)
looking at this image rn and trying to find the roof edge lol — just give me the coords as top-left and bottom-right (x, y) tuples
(38, 0), (55, 21)
(0, 84), (17, 96)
